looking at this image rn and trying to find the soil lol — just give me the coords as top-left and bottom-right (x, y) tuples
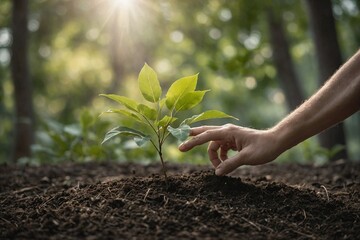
(0, 160), (359, 240)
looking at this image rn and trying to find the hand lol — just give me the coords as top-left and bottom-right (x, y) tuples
(179, 124), (281, 176)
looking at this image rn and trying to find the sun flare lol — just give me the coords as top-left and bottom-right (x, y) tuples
(113, 0), (134, 10)
(93, 0), (156, 66)
(97, 0), (154, 33)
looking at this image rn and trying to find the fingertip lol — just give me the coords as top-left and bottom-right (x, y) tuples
(179, 141), (194, 152)
(178, 143), (187, 152)
(215, 156), (241, 176)
(215, 165), (225, 176)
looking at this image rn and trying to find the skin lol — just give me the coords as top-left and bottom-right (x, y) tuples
(179, 49), (360, 176)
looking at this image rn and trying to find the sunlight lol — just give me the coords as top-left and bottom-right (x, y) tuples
(109, 0), (142, 54)
(90, 0), (159, 83)
(95, 0), (157, 40)
(113, 0), (134, 10)
(105, 0), (145, 35)
(97, 0), (142, 32)
(110, 0), (139, 26)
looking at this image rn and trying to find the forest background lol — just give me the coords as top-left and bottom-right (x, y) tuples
(0, 0), (359, 165)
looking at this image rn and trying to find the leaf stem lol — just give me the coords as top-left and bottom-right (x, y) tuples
(149, 139), (160, 153)
(140, 114), (158, 134)
(162, 131), (171, 143)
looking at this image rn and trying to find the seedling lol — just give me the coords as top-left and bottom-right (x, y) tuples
(100, 63), (237, 181)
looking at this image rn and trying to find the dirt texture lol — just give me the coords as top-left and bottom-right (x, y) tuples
(0, 161), (359, 239)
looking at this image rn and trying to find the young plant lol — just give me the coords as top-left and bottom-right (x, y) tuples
(100, 63), (237, 180)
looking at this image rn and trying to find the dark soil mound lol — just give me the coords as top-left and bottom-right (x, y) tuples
(1, 161), (359, 239)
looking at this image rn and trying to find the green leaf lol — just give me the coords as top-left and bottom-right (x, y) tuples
(138, 63), (162, 103)
(102, 127), (122, 145)
(137, 104), (157, 120)
(167, 125), (191, 141)
(102, 108), (142, 122)
(328, 145), (345, 158)
(64, 124), (82, 137)
(182, 110), (239, 125)
(134, 136), (151, 147)
(80, 109), (94, 130)
(100, 94), (139, 112)
(165, 74), (198, 109)
(159, 98), (167, 109)
(175, 90), (209, 111)
(157, 115), (177, 128)
(101, 126), (150, 146)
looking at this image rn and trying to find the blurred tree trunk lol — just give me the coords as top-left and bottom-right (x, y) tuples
(266, 7), (305, 111)
(10, 0), (35, 162)
(305, 0), (348, 161)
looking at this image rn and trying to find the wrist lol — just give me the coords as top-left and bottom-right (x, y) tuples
(261, 128), (288, 160)
(269, 122), (308, 155)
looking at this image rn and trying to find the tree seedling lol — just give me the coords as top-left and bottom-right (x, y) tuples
(100, 63), (237, 181)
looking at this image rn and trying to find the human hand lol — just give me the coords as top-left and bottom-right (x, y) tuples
(178, 124), (281, 176)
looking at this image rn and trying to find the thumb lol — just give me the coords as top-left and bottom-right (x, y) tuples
(215, 152), (245, 176)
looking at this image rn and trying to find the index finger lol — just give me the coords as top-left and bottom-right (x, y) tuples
(179, 128), (227, 151)
(189, 126), (222, 136)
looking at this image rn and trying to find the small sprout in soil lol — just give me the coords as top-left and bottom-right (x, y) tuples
(100, 63), (237, 181)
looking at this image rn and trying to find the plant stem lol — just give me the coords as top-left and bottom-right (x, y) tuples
(158, 143), (168, 182)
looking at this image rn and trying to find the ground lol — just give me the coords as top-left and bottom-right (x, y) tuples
(0, 160), (359, 239)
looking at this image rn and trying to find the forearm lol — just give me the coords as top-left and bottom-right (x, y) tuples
(271, 50), (360, 153)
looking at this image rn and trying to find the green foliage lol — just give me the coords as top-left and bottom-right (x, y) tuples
(101, 64), (237, 178)
(312, 145), (346, 162)
(23, 109), (118, 165)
